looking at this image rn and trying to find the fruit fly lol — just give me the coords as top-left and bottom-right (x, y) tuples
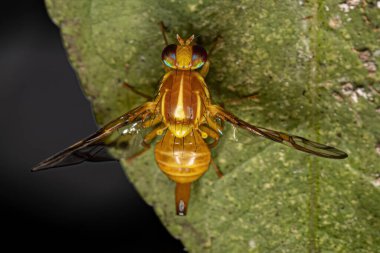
(32, 34), (348, 216)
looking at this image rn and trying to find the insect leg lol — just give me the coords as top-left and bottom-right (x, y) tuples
(141, 124), (166, 148)
(149, 123), (167, 140)
(199, 61), (210, 78)
(205, 115), (223, 135)
(220, 91), (260, 105)
(210, 158), (224, 178)
(142, 114), (162, 128)
(159, 21), (169, 46)
(123, 82), (153, 100)
(199, 125), (220, 149)
(199, 125), (224, 177)
(199, 35), (222, 78)
(126, 123), (166, 162)
(208, 34), (223, 58)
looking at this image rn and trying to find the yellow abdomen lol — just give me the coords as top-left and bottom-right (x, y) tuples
(155, 130), (211, 184)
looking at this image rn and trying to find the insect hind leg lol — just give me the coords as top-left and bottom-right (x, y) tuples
(198, 125), (224, 178)
(126, 123), (166, 162)
(211, 158), (224, 178)
(199, 125), (220, 149)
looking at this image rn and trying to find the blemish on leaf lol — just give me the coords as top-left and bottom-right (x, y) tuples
(339, 3), (350, 12)
(355, 87), (373, 100)
(355, 48), (377, 73)
(263, 183), (273, 189)
(188, 4), (197, 12)
(248, 239), (256, 249)
(358, 49), (371, 61)
(347, 0), (361, 6)
(339, 0), (361, 12)
(363, 61), (377, 73)
(329, 16), (342, 29)
(372, 178), (380, 187)
(218, 158), (226, 164)
(376, 143), (380, 156)
(373, 49), (380, 57)
(371, 173), (380, 187)
(340, 83), (373, 102)
(332, 91), (344, 101)
(341, 82), (354, 96)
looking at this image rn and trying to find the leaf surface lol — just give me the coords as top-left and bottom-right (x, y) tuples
(46, 0), (380, 252)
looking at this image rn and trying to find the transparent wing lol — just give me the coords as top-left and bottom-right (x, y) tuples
(32, 104), (151, 171)
(212, 106), (348, 159)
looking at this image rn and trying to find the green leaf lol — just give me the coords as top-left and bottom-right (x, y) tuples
(45, 0), (380, 252)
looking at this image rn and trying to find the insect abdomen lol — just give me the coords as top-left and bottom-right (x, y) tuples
(155, 130), (211, 184)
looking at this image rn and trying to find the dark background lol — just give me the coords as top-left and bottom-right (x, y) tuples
(0, 1), (184, 252)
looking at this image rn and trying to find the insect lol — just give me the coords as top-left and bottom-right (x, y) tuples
(32, 34), (348, 216)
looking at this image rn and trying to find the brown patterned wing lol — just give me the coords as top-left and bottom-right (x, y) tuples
(211, 105), (348, 159)
(32, 104), (150, 171)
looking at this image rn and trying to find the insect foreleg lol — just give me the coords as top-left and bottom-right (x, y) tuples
(208, 34), (223, 58)
(159, 21), (169, 46)
(123, 82), (153, 100)
(199, 35), (222, 78)
(199, 60), (210, 77)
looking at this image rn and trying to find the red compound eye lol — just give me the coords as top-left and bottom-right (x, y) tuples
(191, 45), (207, 69)
(161, 44), (177, 68)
